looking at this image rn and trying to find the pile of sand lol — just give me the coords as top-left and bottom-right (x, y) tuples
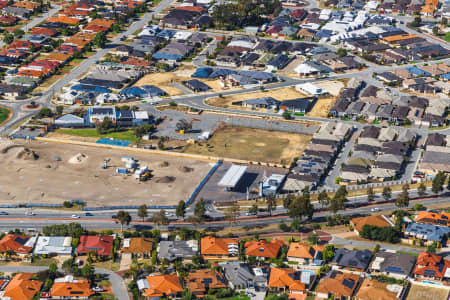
(16, 148), (38, 160)
(180, 166), (193, 173)
(68, 153), (88, 164)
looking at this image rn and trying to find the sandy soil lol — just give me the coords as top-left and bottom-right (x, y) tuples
(206, 87), (308, 109)
(134, 73), (189, 96)
(280, 57), (305, 77)
(307, 97), (336, 118)
(0, 139), (212, 206)
(406, 284), (449, 300)
(316, 80), (345, 96)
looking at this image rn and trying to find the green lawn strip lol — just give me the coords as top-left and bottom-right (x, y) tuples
(57, 128), (137, 142)
(0, 107), (11, 125)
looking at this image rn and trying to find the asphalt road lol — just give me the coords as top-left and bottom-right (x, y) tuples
(0, 266), (129, 300)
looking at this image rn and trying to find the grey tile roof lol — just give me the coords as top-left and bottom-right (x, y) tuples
(332, 248), (373, 270)
(371, 250), (416, 276)
(158, 240), (198, 261)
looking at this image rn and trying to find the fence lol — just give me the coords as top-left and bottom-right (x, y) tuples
(82, 205), (177, 211)
(10, 135), (35, 140)
(96, 138), (131, 147)
(185, 160), (222, 207)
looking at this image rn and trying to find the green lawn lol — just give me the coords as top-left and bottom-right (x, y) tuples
(0, 107), (10, 124)
(445, 32), (450, 42)
(57, 128), (138, 142)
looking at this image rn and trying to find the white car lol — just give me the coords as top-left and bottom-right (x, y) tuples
(25, 211), (35, 216)
(370, 207), (380, 212)
(71, 214), (80, 219)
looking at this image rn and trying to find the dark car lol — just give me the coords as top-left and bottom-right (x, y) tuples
(0, 211), (8, 215)
(85, 212), (93, 217)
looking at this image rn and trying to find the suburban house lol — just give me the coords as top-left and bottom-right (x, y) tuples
(268, 268), (313, 295)
(153, 42), (193, 62)
(201, 236), (238, 259)
(331, 248), (373, 271)
(350, 215), (393, 235)
(0, 234), (36, 259)
(316, 270), (360, 299)
(354, 278), (403, 300)
(50, 277), (94, 300)
(76, 235), (114, 256)
(416, 211), (450, 227)
(404, 222), (450, 247)
(182, 79), (211, 92)
(413, 252), (450, 282)
(221, 261), (268, 289)
(287, 243), (322, 266)
(2, 273), (43, 300)
(121, 238), (153, 258)
(138, 274), (183, 298)
(242, 97), (280, 110)
(33, 236), (72, 257)
(244, 240), (284, 260)
(369, 250), (416, 279)
(280, 98), (316, 114)
(158, 240), (198, 261)
(185, 269), (227, 297)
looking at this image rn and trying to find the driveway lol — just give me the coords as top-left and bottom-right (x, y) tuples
(0, 265), (130, 300)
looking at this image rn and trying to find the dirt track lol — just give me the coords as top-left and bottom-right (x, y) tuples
(0, 139), (213, 206)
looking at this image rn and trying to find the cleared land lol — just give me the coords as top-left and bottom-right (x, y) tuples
(53, 129), (138, 143)
(0, 139), (212, 206)
(184, 126), (311, 164)
(134, 73), (188, 96)
(406, 284), (449, 300)
(205, 87), (308, 109)
(307, 97), (336, 118)
(316, 80), (344, 96)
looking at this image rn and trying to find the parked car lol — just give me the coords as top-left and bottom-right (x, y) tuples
(71, 214), (80, 219)
(0, 211), (8, 215)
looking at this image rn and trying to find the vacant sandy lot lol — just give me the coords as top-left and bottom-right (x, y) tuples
(0, 139), (213, 206)
(308, 97), (337, 118)
(316, 80), (345, 96)
(206, 87), (308, 109)
(406, 284), (449, 300)
(135, 73), (188, 96)
(184, 126), (311, 164)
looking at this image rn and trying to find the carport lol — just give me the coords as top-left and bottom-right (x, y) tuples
(218, 165), (248, 191)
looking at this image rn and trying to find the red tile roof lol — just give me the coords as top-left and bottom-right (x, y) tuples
(245, 240), (283, 258)
(201, 236), (238, 256)
(9, 41), (40, 50)
(143, 274), (183, 297)
(77, 235), (114, 256)
(3, 273), (42, 300)
(0, 234), (33, 254)
(31, 27), (58, 36)
(175, 6), (204, 12)
(268, 268), (305, 292)
(414, 252), (450, 279)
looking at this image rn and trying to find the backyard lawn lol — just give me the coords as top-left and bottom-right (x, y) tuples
(184, 126), (311, 164)
(0, 107), (10, 125)
(57, 128), (138, 142)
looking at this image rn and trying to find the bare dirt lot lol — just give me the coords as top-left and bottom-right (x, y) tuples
(406, 284), (449, 300)
(307, 97), (337, 118)
(0, 139), (213, 206)
(205, 87), (308, 109)
(184, 126), (312, 164)
(134, 73), (188, 96)
(316, 80), (345, 96)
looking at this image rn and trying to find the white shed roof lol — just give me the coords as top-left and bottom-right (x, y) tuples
(218, 165), (247, 188)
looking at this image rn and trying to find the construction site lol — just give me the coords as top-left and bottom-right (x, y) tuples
(0, 139), (213, 206)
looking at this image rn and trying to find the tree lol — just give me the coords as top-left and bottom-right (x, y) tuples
(288, 196), (314, 221)
(96, 116), (114, 134)
(3, 33), (13, 44)
(111, 23), (120, 33)
(152, 210), (169, 226)
(418, 183), (426, 196)
(329, 186), (347, 213)
(318, 190), (329, 208)
(266, 194), (276, 216)
(93, 31), (107, 48)
(373, 244), (381, 254)
(176, 200), (186, 218)
(37, 108), (53, 118)
(283, 194), (294, 208)
(116, 210), (131, 231)
(382, 187), (392, 201)
(322, 244), (335, 262)
(308, 233), (319, 245)
(427, 242), (438, 254)
(48, 262), (58, 277)
(225, 202), (239, 226)
(432, 26), (439, 35)
(13, 29), (24, 37)
(414, 203), (425, 211)
(395, 184), (409, 208)
(367, 187), (375, 202)
(411, 16), (422, 27)
(62, 258), (74, 274)
(194, 198), (206, 219)
(432, 171), (447, 193)
(133, 124), (154, 139)
(248, 204), (258, 215)
(176, 119), (192, 133)
(81, 264), (95, 279)
(337, 48), (347, 57)
(282, 111), (291, 120)
(137, 204), (148, 221)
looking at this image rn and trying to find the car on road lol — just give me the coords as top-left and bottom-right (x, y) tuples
(85, 212), (93, 217)
(0, 211), (8, 215)
(370, 207), (380, 212)
(71, 214), (80, 219)
(25, 211), (35, 216)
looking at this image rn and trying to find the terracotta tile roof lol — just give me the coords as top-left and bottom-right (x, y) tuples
(350, 215), (392, 233)
(46, 52), (71, 62)
(88, 19), (115, 28)
(0, 234), (33, 253)
(46, 16), (80, 25)
(287, 243), (320, 259)
(414, 252), (450, 279)
(0, 15), (18, 24)
(143, 274), (183, 297)
(3, 273), (42, 300)
(244, 240), (283, 258)
(175, 6), (204, 12)
(316, 271), (360, 298)
(68, 2), (95, 11)
(77, 235), (113, 256)
(121, 238), (152, 254)
(383, 34), (420, 42)
(51, 280), (93, 298)
(9, 41), (40, 50)
(64, 37), (91, 48)
(268, 268), (306, 292)
(57, 45), (79, 54)
(26, 59), (60, 71)
(61, 9), (90, 17)
(185, 269), (227, 294)
(0, 48), (29, 57)
(121, 57), (152, 67)
(31, 27), (58, 36)
(416, 211), (450, 226)
(354, 279), (399, 300)
(201, 236), (238, 256)
(288, 293), (307, 300)
(83, 24), (109, 33)
(16, 69), (46, 77)
(13, 1), (40, 10)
